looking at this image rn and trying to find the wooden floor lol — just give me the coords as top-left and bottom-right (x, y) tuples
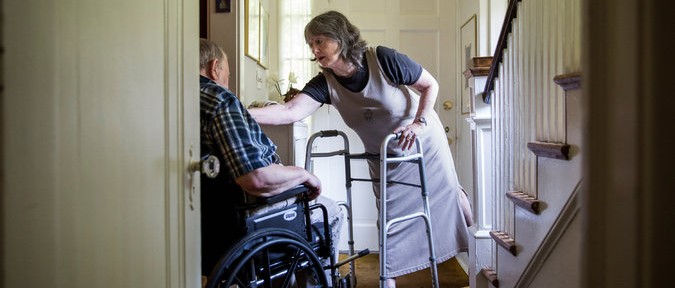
(339, 253), (469, 288)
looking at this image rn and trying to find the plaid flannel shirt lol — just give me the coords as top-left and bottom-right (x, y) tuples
(199, 76), (279, 179)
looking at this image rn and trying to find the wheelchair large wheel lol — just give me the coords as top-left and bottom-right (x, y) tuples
(206, 228), (329, 288)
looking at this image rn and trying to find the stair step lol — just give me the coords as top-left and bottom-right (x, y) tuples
(481, 267), (500, 287)
(527, 141), (570, 160)
(506, 191), (543, 214)
(553, 71), (582, 91)
(490, 231), (518, 256)
(490, 230), (517, 256)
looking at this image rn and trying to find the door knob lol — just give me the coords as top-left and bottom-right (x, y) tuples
(189, 155), (220, 179)
(443, 100), (453, 110)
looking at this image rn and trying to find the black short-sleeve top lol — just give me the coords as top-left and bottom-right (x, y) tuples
(301, 46), (423, 104)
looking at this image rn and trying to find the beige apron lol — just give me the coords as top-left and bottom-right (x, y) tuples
(324, 47), (469, 277)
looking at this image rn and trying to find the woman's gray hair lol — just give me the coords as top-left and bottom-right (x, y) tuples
(304, 10), (368, 70)
(199, 38), (227, 70)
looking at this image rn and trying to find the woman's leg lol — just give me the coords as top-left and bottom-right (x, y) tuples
(459, 186), (474, 227)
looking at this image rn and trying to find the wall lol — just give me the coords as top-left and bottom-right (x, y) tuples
(208, 0), (239, 94)
(583, 0), (675, 286)
(477, 0), (507, 57)
(207, 0), (279, 106)
(455, 0), (506, 225)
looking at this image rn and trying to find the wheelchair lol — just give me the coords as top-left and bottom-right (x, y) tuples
(204, 184), (368, 288)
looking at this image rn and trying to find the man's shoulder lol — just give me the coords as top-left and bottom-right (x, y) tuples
(201, 82), (237, 104)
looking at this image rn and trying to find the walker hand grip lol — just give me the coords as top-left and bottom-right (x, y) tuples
(318, 130), (340, 137)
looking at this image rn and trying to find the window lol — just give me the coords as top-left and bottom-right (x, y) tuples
(279, 0), (312, 92)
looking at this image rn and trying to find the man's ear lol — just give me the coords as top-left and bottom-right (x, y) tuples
(207, 59), (219, 80)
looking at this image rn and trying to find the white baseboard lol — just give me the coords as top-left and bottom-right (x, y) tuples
(455, 252), (469, 274)
(337, 222), (379, 252)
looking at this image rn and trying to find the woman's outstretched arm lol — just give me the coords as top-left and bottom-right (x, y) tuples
(248, 93), (322, 125)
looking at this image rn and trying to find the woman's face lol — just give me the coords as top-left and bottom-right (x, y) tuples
(307, 34), (342, 69)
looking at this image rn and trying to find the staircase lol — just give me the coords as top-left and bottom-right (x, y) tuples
(464, 0), (582, 287)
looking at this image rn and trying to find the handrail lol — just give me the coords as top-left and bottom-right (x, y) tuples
(481, 0), (522, 104)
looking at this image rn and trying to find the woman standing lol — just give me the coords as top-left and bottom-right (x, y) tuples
(249, 10), (472, 287)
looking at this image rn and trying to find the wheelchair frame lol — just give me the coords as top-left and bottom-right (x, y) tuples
(205, 177), (366, 287)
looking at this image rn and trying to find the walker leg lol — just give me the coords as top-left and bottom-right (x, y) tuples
(378, 134), (439, 288)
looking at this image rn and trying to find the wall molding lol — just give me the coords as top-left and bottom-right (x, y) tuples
(516, 180), (582, 287)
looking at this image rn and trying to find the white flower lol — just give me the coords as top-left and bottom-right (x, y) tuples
(266, 71), (299, 102)
(267, 72), (284, 96)
(287, 71), (298, 84)
(267, 71), (280, 83)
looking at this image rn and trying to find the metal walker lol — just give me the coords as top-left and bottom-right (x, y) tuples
(305, 130), (439, 288)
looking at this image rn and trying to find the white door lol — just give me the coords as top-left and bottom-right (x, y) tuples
(2, 0), (200, 287)
(310, 0), (459, 252)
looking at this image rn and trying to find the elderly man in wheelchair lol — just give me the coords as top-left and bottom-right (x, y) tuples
(199, 38), (360, 288)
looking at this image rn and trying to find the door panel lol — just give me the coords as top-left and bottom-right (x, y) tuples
(2, 0), (200, 287)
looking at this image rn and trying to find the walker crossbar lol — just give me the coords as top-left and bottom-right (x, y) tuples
(310, 151), (348, 158)
(350, 178), (422, 189)
(383, 212), (430, 233)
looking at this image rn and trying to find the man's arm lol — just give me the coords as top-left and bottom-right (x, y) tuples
(235, 164), (321, 199)
(202, 82), (321, 198)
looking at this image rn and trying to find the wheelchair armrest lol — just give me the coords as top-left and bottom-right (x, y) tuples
(256, 185), (309, 205)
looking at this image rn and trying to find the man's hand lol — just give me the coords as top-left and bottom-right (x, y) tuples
(304, 173), (322, 200)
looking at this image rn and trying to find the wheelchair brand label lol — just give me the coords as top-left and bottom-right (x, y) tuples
(247, 205), (305, 236)
(253, 207), (300, 223)
(283, 211), (297, 221)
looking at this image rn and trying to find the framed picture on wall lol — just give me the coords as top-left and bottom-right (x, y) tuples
(245, 0), (260, 61)
(258, 4), (269, 68)
(460, 14), (477, 115)
(215, 0), (230, 13)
